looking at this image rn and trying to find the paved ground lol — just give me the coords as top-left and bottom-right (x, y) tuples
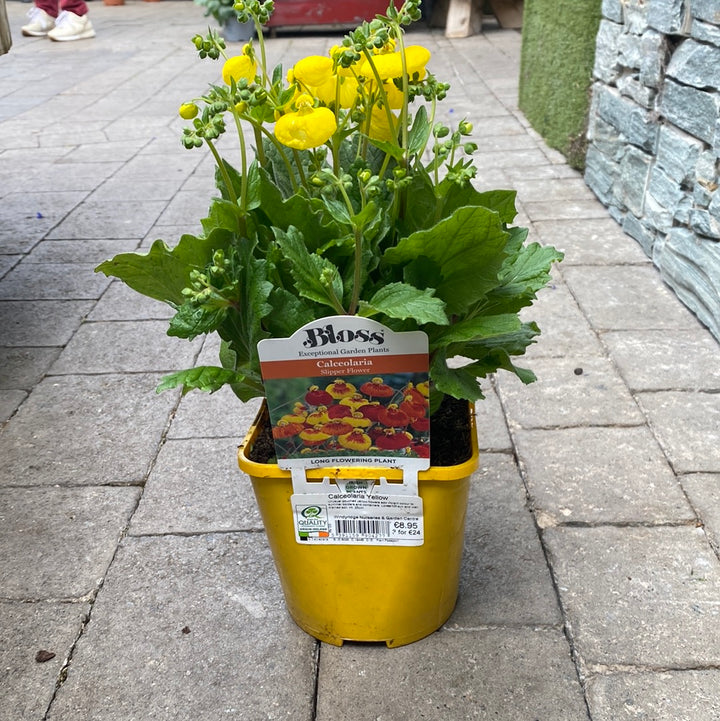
(2, 1), (720, 719)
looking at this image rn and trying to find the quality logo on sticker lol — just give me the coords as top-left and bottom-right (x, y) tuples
(295, 504), (330, 540)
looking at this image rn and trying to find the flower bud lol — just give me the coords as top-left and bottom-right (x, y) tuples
(459, 119), (473, 135)
(179, 103), (199, 120)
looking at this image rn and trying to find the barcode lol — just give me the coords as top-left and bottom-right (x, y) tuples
(334, 518), (392, 537)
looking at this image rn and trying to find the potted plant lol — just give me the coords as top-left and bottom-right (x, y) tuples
(194, 0), (254, 42)
(96, 0), (562, 646)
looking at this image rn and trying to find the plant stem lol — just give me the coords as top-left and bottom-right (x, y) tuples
(206, 138), (237, 206)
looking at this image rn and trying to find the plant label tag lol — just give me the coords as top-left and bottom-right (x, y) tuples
(257, 315), (431, 472)
(291, 486), (424, 546)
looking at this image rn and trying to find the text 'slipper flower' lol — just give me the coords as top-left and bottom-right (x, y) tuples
(97, 0), (563, 408)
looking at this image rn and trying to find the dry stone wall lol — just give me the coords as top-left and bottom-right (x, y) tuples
(584, 0), (720, 340)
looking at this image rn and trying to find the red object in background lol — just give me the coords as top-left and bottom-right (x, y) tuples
(266, 0), (396, 27)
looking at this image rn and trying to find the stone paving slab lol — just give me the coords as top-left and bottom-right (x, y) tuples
(0, 373), (178, 486)
(168, 386), (263, 440)
(46, 199), (167, 241)
(316, 627), (588, 721)
(0, 262), (112, 301)
(563, 265), (703, 331)
(497, 355), (645, 428)
(543, 525), (720, 669)
(533, 217), (652, 265)
(46, 534), (316, 721)
(586, 670), (720, 721)
(636, 391), (720, 473)
(0, 600), (89, 721)
(452, 453), (562, 627)
(0, 347), (60, 389)
(602, 329), (720, 391)
(520, 281), (605, 359)
(87, 281), (173, 322)
(0, 300), (93, 347)
(0, 389), (27, 425)
(49, 320), (201, 374)
(513, 426), (696, 525)
(18, 239), (139, 266)
(473, 388), (513, 452)
(0, 191), (88, 252)
(129, 437), (263, 536)
(0, 486), (140, 599)
(681, 474), (720, 551)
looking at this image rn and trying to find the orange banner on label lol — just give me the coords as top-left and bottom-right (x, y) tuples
(260, 353), (429, 380)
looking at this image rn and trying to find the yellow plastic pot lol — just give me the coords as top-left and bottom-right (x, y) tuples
(237, 402), (478, 647)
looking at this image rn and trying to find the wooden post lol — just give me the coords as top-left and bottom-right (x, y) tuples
(444, 0), (482, 38)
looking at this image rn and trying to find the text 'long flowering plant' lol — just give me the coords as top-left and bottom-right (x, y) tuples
(97, 0), (563, 412)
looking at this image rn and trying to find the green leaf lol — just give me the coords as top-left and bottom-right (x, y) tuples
(156, 366), (246, 395)
(428, 314), (523, 348)
(254, 168), (340, 251)
(221, 240), (273, 367)
(264, 287), (318, 337)
(487, 242), (564, 313)
(382, 205), (508, 315)
(168, 303), (227, 339)
(358, 282), (448, 325)
(438, 182), (518, 225)
(273, 227), (345, 313)
(95, 231), (233, 307)
(429, 351), (487, 402)
(408, 105), (431, 156)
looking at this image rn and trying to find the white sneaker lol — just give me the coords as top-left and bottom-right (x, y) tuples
(47, 10), (95, 41)
(21, 7), (55, 37)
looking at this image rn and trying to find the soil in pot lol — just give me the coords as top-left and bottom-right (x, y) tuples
(247, 394), (472, 467)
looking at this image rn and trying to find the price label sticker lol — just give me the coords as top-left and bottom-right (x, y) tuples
(291, 489), (424, 546)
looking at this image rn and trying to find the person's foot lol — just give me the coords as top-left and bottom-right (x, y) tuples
(47, 10), (95, 41)
(21, 7), (55, 36)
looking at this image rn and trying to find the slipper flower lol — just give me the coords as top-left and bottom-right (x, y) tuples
(299, 428), (331, 447)
(222, 48), (257, 85)
(401, 383), (427, 405)
(281, 407), (308, 424)
(320, 420), (354, 436)
(367, 105), (399, 143)
(338, 429), (372, 452)
(375, 429), (414, 451)
(378, 404), (410, 428)
(339, 393), (370, 411)
(325, 379), (356, 399)
(327, 403), (352, 419)
(346, 412), (372, 429)
(359, 377), (394, 399)
(272, 420), (304, 439)
(399, 396), (426, 421)
(305, 385), (334, 406)
(411, 441), (430, 458)
(274, 94), (337, 150)
(292, 55), (334, 87)
(359, 402), (383, 422)
(306, 407), (330, 426)
(410, 417), (430, 433)
(360, 45), (430, 82)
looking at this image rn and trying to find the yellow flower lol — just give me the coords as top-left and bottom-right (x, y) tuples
(383, 81), (404, 109)
(274, 94), (337, 150)
(292, 55), (334, 88)
(360, 45), (431, 81)
(178, 103), (198, 119)
(222, 54), (257, 85)
(367, 105), (399, 142)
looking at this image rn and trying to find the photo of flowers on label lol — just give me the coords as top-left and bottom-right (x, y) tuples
(265, 373), (430, 460)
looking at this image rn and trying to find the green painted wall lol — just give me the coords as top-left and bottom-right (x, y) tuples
(519, 0), (602, 170)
